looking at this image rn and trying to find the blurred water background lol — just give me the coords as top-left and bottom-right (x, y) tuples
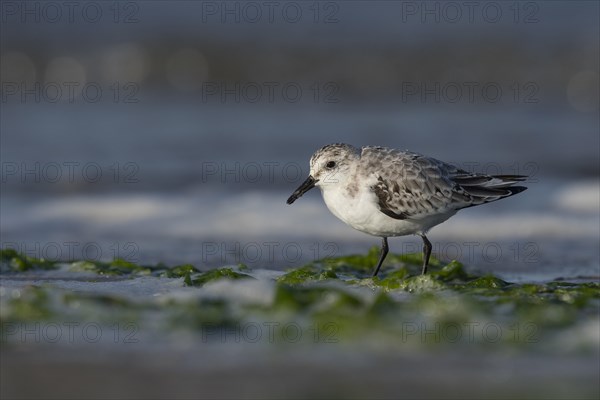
(1, 1), (599, 275)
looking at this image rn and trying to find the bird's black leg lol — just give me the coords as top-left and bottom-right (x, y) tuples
(372, 237), (389, 277)
(420, 234), (432, 275)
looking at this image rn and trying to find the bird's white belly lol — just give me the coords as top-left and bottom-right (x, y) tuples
(320, 186), (444, 237)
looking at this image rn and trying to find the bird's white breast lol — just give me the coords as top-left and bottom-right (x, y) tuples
(319, 181), (427, 237)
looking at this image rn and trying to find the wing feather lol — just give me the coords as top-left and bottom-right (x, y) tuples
(362, 147), (527, 220)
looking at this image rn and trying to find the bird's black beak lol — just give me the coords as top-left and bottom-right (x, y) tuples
(287, 176), (317, 204)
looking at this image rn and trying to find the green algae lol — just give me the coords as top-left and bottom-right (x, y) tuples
(1, 249), (57, 272)
(274, 284), (363, 312)
(315, 246), (445, 278)
(1, 286), (54, 322)
(69, 259), (154, 275)
(463, 275), (510, 289)
(169, 298), (240, 329)
(1, 250), (598, 349)
(187, 268), (254, 287)
(429, 260), (473, 282)
(373, 267), (411, 289)
(391, 274), (447, 292)
(269, 252), (598, 346)
(277, 265), (338, 285)
(160, 264), (199, 279)
(278, 247), (463, 288)
(1, 250), (255, 288)
(159, 264), (198, 285)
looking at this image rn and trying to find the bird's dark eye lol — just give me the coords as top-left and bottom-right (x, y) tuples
(326, 161), (336, 169)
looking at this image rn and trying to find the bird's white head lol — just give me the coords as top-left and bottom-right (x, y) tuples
(287, 143), (359, 204)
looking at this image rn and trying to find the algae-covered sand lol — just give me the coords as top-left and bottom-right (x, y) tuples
(1, 248), (599, 399)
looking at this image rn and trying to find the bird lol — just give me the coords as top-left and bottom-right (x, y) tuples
(286, 143), (527, 276)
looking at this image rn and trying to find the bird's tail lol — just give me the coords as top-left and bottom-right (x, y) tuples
(453, 174), (528, 205)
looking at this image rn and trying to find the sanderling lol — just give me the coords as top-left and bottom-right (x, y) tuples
(287, 143), (527, 276)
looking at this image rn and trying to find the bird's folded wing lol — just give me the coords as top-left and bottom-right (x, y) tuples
(369, 152), (527, 220)
(369, 152), (466, 220)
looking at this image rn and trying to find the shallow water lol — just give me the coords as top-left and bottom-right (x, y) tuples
(2, 177), (598, 278)
(1, 251), (598, 398)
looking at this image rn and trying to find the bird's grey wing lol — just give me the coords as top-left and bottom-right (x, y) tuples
(371, 149), (473, 219)
(364, 147), (526, 220)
